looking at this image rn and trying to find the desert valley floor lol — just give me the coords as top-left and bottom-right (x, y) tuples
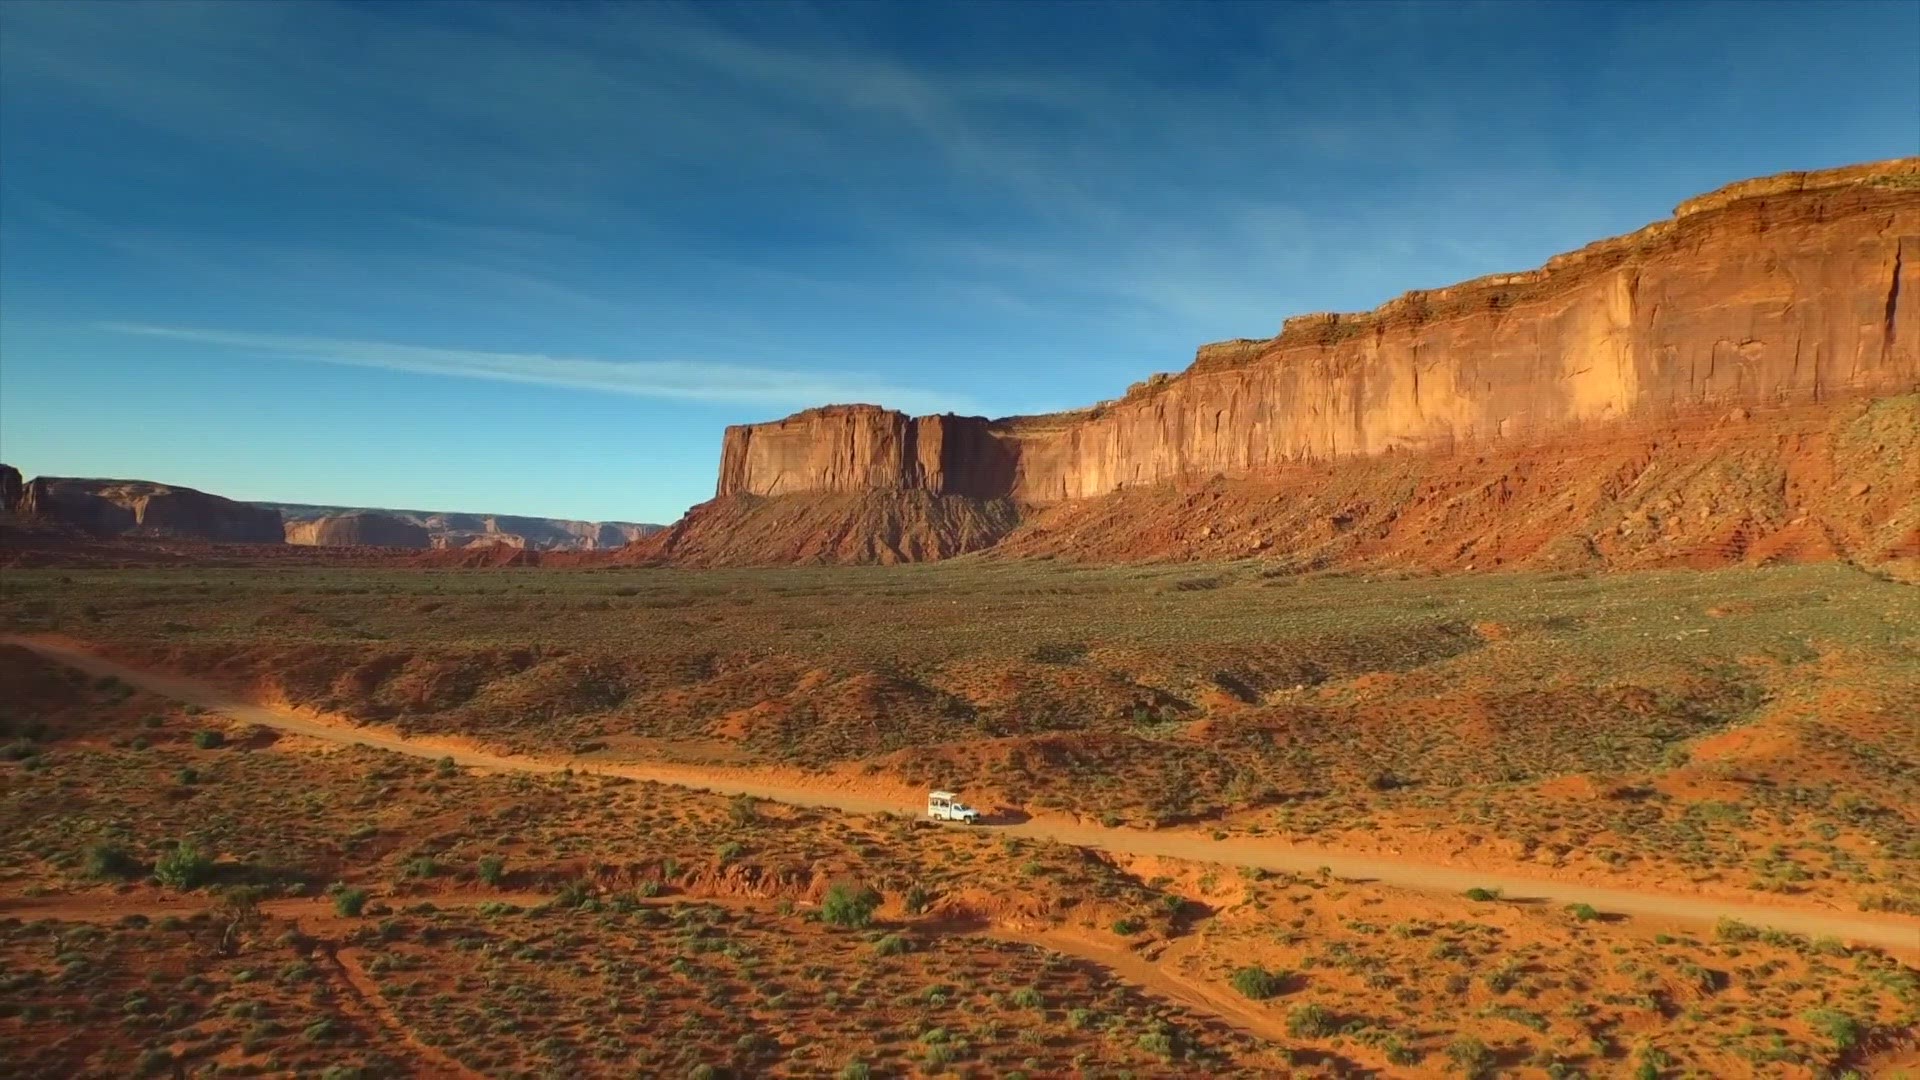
(2, 558), (1915, 1078)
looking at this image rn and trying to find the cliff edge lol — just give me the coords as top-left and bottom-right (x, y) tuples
(715, 159), (1917, 511)
(656, 159), (1920, 568)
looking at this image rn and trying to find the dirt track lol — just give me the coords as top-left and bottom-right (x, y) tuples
(11, 634), (1917, 956)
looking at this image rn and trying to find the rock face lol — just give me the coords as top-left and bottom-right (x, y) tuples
(0, 464), (21, 511)
(265, 504), (661, 551)
(679, 161), (1920, 564)
(996, 394), (1920, 572)
(283, 511), (431, 549)
(19, 477), (285, 543)
(717, 160), (1918, 510)
(625, 491), (1020, 567)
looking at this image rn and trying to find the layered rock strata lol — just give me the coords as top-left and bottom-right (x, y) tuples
(716, 160), (1919, 508)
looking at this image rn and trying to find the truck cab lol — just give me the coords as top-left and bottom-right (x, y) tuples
(927, 790), (981, 824)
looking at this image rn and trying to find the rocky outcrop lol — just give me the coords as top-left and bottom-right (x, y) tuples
(994, 394), (1920, 572)
(622, 490), (1019, 567)
(284, 511), (431, 549)
(716, 159), (1919, 510)
(683, 160), (1920, 567)
(19, 477), (285, 542)
(264, 503), (661, 551)
(0, 464), (21, 512)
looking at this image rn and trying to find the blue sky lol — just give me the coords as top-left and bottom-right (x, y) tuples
(2, 1), (1915, 523)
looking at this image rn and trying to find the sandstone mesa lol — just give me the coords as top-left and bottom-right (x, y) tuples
(638, 159), (1919, 568)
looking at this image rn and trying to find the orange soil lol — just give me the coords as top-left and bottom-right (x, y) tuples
(12, 633), (1915, 958)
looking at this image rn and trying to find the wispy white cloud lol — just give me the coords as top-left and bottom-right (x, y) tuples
(110, 324), (970, 415)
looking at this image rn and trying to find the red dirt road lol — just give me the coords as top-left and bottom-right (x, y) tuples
(10, 634), (1915, 956)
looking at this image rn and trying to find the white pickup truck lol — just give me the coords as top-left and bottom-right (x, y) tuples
(926, 790), (981, 824)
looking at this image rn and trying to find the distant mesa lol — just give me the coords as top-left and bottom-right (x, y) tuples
(16, 476), (284, 543)
(0, 464), (21, 512)
(2, 470), (662, 553)
(283, 510), (431, 550)
(265, 502), (662, 551)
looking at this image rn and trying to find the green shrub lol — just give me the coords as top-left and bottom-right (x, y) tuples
(302, 1018), (338, 1042)
(1447, 1035), (1495, 1079)
(1230, 965), (1288, 1000)
(86, 843), (142, 881)
(821, 883), (881, 929)
(1112, 916), (1145, 935)
(1463, 887), (1501, 902)
(837, 1063), (872, 1080)
(154, 841), (213, 891)
(1010, 986), (1043, 1009)
(477, 855), (506, 887)
(1803, 1008), (1863, 1052)
(1385, 1035), (1422, 1066)
(192, 730), (225, 750)
(1565, 902), (1600, 922)
(1287, 1003), (1333, 1038)
(333, 888), (369, 917)
(872, 934), (912, 956)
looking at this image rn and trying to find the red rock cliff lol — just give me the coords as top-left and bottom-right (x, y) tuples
(20, 476), (285, 543)
(715, 159), (1920, 506)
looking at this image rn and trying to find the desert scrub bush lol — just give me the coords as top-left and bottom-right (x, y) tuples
(1565, 902), (1600, 922)
(86, 842), (143, 881)
(1010, 985), (1043, 1009)
(1802, 1008), (1863, 1053)
(1447, 1035), (1495, 1079)
(1384, 1034), (1422, 1066)
(1715, 917), (1760, 943)
(192, 729), (225, 749)
(1484, 961), (1522, 993)
(1287, 1003), (1333, 1038)
(333, 887), (369, 917)
(1229, 965), (1288, 1000)
(821, 883), (881, 929)
(154, 841), (213, 891)
(871, 933), (912, 957)
(477, 855), (506, 886)
(1463, 886), (1501, 902)
(1112, 916), (1145, 935)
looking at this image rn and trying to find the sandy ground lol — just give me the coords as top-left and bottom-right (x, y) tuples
(9, 633), (1915, 957)
(0, 886), (1291, 1050)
